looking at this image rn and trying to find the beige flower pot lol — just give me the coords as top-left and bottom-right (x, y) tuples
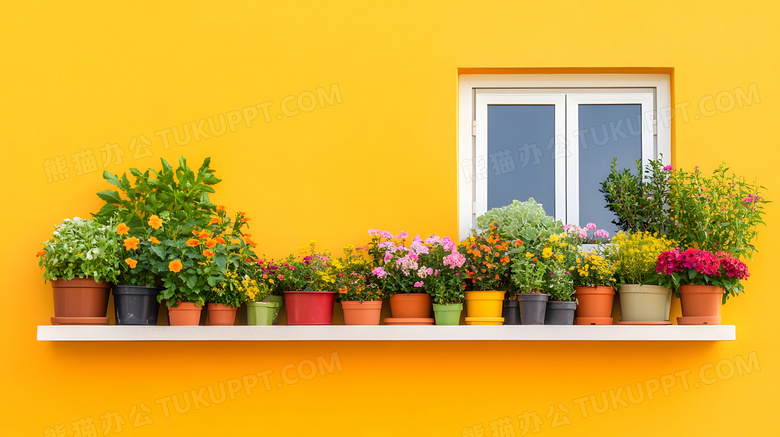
(618, 285), (672, 322)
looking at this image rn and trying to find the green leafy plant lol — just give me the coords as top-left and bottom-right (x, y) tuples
(37, 217), (122, 283)
(477, 199), (563, 249)
(207, 259), (265, 308)
(667, 164), (768, 259)
(510, 232), (578, 300)
(510, 251), (548, 294)
(605, 231), (677, 285)
(600, 157), (672, 234)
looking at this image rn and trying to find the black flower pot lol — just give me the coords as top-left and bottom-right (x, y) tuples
(516, 293), (549, 325)
(113, 285), (161, 325)
(544, 301), (577, 325)
(502, 300), (521, 325)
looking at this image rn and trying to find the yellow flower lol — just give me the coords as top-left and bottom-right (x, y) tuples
(549, 235), (559, 243)
(542, 248), (553, 259)
(525, 252), (534, 260)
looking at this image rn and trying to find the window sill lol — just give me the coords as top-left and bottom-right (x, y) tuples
(36, 325), (735, 342)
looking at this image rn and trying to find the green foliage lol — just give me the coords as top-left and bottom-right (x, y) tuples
(38, 217), (122, 283)
(477, 199), (563, 247)
(667, 164), (768, 259)
(600, 157), (671, 234)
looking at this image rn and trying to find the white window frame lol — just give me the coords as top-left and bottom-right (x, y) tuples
(458, 74), (672, 240)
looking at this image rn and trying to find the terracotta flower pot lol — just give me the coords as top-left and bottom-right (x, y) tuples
(51, 277), (111, 318)
(208, 303), (238, 326)
(388, 293), (432, 318)
(618, 284), (672, 322)
(573, 286), (615, 325)
(465, 290), (506, 318)
(168, 302), (203, 326)
(677, 285), (724, 325)
(341, 300), (383, 325)
(283, 291), (336, 325)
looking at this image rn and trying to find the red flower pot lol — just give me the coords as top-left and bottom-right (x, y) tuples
(283, 291), (336, 325)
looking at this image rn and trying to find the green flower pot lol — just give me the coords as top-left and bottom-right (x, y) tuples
(262, 295), (284, 324)
(432, 303), (463, 325)
(247, 301), (281, 325)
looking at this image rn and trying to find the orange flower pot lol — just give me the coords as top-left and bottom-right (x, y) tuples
(168, 302), (203, 326)
(208, 303), (238, 326)
(677, 285), (724, 325)
(341, 300), (383, 325)
(51, 277), (111, 318)
(573, 286), (615, 325)
(388, 293), (432, 318)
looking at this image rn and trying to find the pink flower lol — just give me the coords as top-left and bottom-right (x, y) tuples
(396, 231), (408, 239)
(585, 223), (597, 230)
(380, 231), (394, 239)
(368, 229), (378, 236)
(413, 281), (424, 288)
(594, 229), (609, 239)
(410, 240), (429, 254)
(378, 241), (394, 249)
(371, 267), (387, 278)
(663, 165), (673, 171)
(424, 235), (441, 245)
(443, 252), (466, 268)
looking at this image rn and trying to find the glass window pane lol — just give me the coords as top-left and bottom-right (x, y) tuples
(487, 105), (556, 215)
(578, 104), (642, 235)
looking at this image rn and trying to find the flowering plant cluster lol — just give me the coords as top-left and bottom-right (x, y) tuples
(460, 222), (516, 291)
(572, 252), (617, 288)
(368, 230), (466, 304)
(37, 217), (122, 283)
(655, 248), (749, 302)
(207, 263), (264, 307)
(329, 245), (383, 302)
(563, 223), (611, 245)
(273, 242), (333, 292)
(667, 164), (768, 259)
(510, 232), (579, 300)
(606, 231), (677, 285)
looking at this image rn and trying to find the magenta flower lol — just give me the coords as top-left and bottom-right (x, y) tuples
(585, 223), (597, 230)
(371, 267), (387, 278)
(396, 231), (408, 239)
(413, 281), (424, 288)
(594, 229), (609, 239)
(663, 165), (673, 171)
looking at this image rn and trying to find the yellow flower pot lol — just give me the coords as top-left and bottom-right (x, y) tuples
(465, 290), (506, 318)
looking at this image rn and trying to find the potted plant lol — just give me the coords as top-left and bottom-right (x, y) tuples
(656, 248), (749, 324)
(460, 222), (513, 324)
(108, 218), (165, 325)
(278, 242), (336, 325)
(477, 198), (563, 243)
(541, 232), (579, 326)
(93, 157), (223, 325)
(416, 235), (467, 325)
(37, 217), (121, 325)
(203, 209), (259, 326)
(606, 231), (677, 324)
(331, 246), (385, 325)
(571, 247), (617, 325)
(251, 258), (284, 324)
(368, 230), (433, 323)
(510, 249), (550, 325)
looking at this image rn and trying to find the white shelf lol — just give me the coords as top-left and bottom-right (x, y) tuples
(36, 325), (735, 342)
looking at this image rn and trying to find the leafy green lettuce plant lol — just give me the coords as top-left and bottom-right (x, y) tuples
(477, 199), (563, 247)
(38, 217), (122, 283)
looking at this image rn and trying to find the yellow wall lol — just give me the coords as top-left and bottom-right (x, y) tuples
(2, 1), (778, 435)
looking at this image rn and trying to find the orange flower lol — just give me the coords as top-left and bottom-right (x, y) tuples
(215, 237), (226, 245)
(116, 223), (130, 236)
(242, 216), (251, 222)
(36, 249), (46, 257)
(237, 211), (246, 216)
(192, 230), (200, 235)
(490, 221), (498, 230)
(532, 257), (538, 262)
(245, 238), (257, 247)
(124, 237), (140, 251)
(338, 288), (347, 294)
(243, 233), (252, 238)
(203, 249), (215, 258)
(500, 256), (509, 264)
(205, 239), (217, 248)
(197, 230), (210, 240)
(209, 217), (220, 225)
(186, 238), (200, 247)
(148, 215), (163, 230)
(125, 258), (138, 269)
(168, 260), (183, 273)
(148, 237), (160, 244)
(217, 205), (226, 212)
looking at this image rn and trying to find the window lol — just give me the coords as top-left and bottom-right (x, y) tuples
(458, 74), (671, 239)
